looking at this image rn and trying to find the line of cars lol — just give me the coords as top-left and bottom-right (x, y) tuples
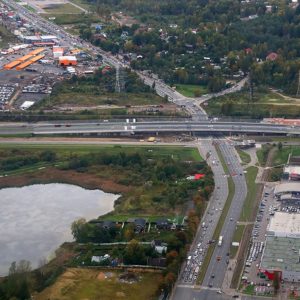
(182, 241), (206, 283)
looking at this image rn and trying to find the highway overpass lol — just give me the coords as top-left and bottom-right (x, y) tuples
(0, 121), (300, 136)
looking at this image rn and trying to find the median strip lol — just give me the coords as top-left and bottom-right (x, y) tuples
(197, 145), (235, 284)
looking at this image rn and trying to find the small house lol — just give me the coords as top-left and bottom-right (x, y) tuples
(134, 218), (146, 232)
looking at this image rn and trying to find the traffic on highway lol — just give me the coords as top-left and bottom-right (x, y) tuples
(0, 120), (299, 135)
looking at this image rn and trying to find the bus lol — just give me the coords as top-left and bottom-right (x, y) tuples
(218, 235), (223, 246)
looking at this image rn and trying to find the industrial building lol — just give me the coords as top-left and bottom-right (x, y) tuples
(22, 35), (58, 44)
(260, 236), (300, 282)
(261, 211), (300, 282)
(53, 46), (64, 58)
(58, 56), (77, 66)
(267, 212), (300, 238)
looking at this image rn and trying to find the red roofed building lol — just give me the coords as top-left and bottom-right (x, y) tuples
(245, 48), (252, 54)
(194, 174), (205, 180)
(266, 52), (278, 61)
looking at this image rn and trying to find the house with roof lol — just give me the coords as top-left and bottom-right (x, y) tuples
(156, 218), (172, 230)
(101, 220), (116, 230)
(266, 52), (278, 61)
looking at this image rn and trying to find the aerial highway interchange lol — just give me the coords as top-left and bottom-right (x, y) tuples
(0, 0), (298, 299)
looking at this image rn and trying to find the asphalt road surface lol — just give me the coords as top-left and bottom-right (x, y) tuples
(202, 141), (247, 289)
(0, 121), (299, 135)
(173, 139), (247, 300)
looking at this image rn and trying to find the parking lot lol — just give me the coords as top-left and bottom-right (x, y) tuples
(242, 184), (277, 284)
(0, 84), (16, 109)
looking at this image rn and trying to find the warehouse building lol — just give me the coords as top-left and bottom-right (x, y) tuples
(260, 236), (300, 282)
(58, 56), (77, 66)
(267, 212), (300, 238)
(261, 212), (300, 282)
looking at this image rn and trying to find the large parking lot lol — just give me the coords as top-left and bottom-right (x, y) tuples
(241, 179), (300, 297)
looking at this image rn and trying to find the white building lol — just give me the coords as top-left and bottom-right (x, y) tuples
(267, 212), (300, 238)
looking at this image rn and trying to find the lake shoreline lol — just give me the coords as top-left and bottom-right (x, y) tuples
(0, 182), (121, 277)
(0, 167), (131, 195)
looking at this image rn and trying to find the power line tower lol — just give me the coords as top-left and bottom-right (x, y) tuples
(115, 65), (125, 93)
(296, 70), (300, 98)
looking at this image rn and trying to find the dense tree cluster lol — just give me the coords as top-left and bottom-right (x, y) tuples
(78, 0), (300, 94)
(0, 150), (56, 171)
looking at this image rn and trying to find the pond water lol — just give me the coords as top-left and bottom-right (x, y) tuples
(0, 183), (119, 276)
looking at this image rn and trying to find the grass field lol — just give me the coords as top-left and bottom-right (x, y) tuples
(239, 166), (259, 222)
(230, 225), (245, 259)
(256, 144), (273, 166)
(272, 146), (300, 166)
(0, 144), (202, 178)
(42, 13), (102, 25)
(175, 84), (208, 98)
(38, 92), (164, 108)
(43, 3), (82, 14)
(204, 90), (300, 118)
(236, 149), (251, 165)
(36, 268), (162, 300)
(0, 144), (202, 162)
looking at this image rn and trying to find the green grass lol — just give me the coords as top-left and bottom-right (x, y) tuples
(43, 3), (82, 14)
(42, 13), (102, 25)
(197, 145), (235, 284)
(37, 268), (161, 300)
(37, 92), (164, 108)
(272, 146), (300, 166)
(175, 84), (208, 98)
(99, 214), (184, 223)
(0, 144), (202, 174)
(243, 284), (255, 295)
(256, 144), (273, 167)
(236, 149), (251, 165)
(239, 166), (259, 222)
(204, 90), (300, 118)
(230, 225), (245, 259)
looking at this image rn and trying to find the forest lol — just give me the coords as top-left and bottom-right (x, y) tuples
(78, 0), (300, 94)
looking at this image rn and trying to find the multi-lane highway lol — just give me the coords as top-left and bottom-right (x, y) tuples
(202, 141), (247, 289)
(173, 139), (247, 300)
(174, 139), (229, 291)
(0, 120), (299, 135)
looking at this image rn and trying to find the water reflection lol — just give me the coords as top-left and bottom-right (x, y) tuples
(0, 183), (119, 276)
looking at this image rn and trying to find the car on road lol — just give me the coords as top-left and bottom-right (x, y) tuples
(211, 274), (215, 278)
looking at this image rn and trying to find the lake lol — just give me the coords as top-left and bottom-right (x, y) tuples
(0, 183), (119, 276)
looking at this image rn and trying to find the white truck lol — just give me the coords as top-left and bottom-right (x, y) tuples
(218, 235), (223, 246)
